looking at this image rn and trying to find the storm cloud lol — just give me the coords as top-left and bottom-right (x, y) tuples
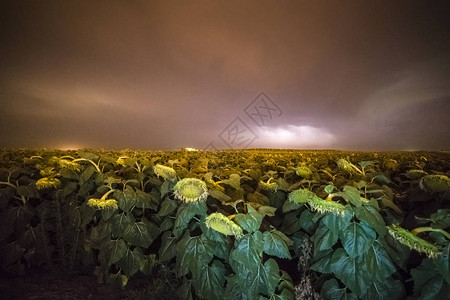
(1, 0), (449, 150)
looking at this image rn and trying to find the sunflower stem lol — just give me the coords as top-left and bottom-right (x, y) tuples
(411, 227), (450, 240)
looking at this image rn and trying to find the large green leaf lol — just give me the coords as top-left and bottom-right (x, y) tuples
(321, 278), (356, 300)
(363, 280), (404, 300)
(234, 204), (263, 233)
(281, 211), (302, 235)
(244, 258), (280, 297)
(321, 209), (353, 235)
(330, 248), (367, 295)
(135, 189), (159, 210)
(269, 289), (296, 300)
(310, 249), (334, 274)
(114, 187), (135, 212)
(230, 231), (263, 274)
(110, 212), (135, 237)
(353, 204), (387, 236)
(123, 220), (157, 248)
(282, 199), (301, 213)
(313, 222), (339, 253)
(193, 260), (226, 300)
(100, 239), (127, 266)
(116, 247), (145, 277)
(364, 239), (396, 281)
(339, 221), (376, 258)
(159, 231), (178, 262)
(263, 230), (291, 259)
(173, 201), (207, 237)
(177, 233), (215, 277)
(433, 243), (450, 282)
(339, 186), (362, 207)
(412, 259), (449, 300)
(158, 197), (178, 217)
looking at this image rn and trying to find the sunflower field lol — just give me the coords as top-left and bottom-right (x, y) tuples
(0, 148), (449, 299)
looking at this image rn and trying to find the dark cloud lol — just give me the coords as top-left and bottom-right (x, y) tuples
(1, 0), (449, 150)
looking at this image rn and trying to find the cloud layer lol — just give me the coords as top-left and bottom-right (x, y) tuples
(1, 0), (449, 150)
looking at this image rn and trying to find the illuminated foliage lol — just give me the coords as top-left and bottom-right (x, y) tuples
(205, 213), (243, 238)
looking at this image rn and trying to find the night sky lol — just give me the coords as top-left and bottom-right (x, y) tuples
(1, 0), (449, 150)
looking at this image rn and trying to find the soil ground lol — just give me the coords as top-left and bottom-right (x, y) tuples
(0, 269), (178, 300)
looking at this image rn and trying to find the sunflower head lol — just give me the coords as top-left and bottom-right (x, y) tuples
(36, 177), (61, 190)
(153, 164), (177, 181)
(406, 169), (427, 180)
(288, 189), (317, 204)
(173, 178), (208, 202)
(337, 159), (355, 174)
(309, 197), (346, 216)
(384, 159), (398, 170)
(87, 198), (119, 210)
(259, 180), (278, 192)
(419, 175), (450, 193)
(296, 166), (313, 179)
(58, 159), (81, 172)
(387, 224), (441, 258)
(205, 213), (243, 238)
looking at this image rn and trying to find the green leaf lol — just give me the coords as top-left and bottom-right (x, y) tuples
(263, 230), (291, 259)
(80, 165), (95, 183)
(234, 204), (263, 233)
(298, 209), (317, 234)
(353, 204), (387, 236)
(245, 258), (280, 297)
(78, 151), (99, 160)
(282, 199), (301, 213)
(173, 201), (206, 237)
(209, 188), (232, 203)
(313, 221), (339, 253)
(194, 260), (226, 300)
(159, 231), (178, 263)
(311, 249), (334, 274)
(100, 239), (127, 266)
(433, 243), (449, 282)
(339, 221), (376, 258)
(258, 205), (277, 217)
(110, 212), (135, 237)
(230, 231), (263, 274)
(321, 278), (347, 300)
(114, 187), (135, 212)
(107, 271), (128, 289)
(324, 185), (334, 194)
(160, 180), (172, 198)
(364, 240), (396, 281)
(270, 288), (296, 300)
(135, 189), (158, 210)
(139, 254), (156, 275)
(411, 259), (447, 300)
(177, 233), (215, 277)
(116, 247), (145, 277)
(364, 280), (404, 300)
(330, 248), (367, 295)
(123, 221), (157, 248)
(339, 186), (362, 207)
(224, 174), (241, 190)
(281, 211), (302, 235)
(321, 209), (353, 235)
(158, 197), (178, 217)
